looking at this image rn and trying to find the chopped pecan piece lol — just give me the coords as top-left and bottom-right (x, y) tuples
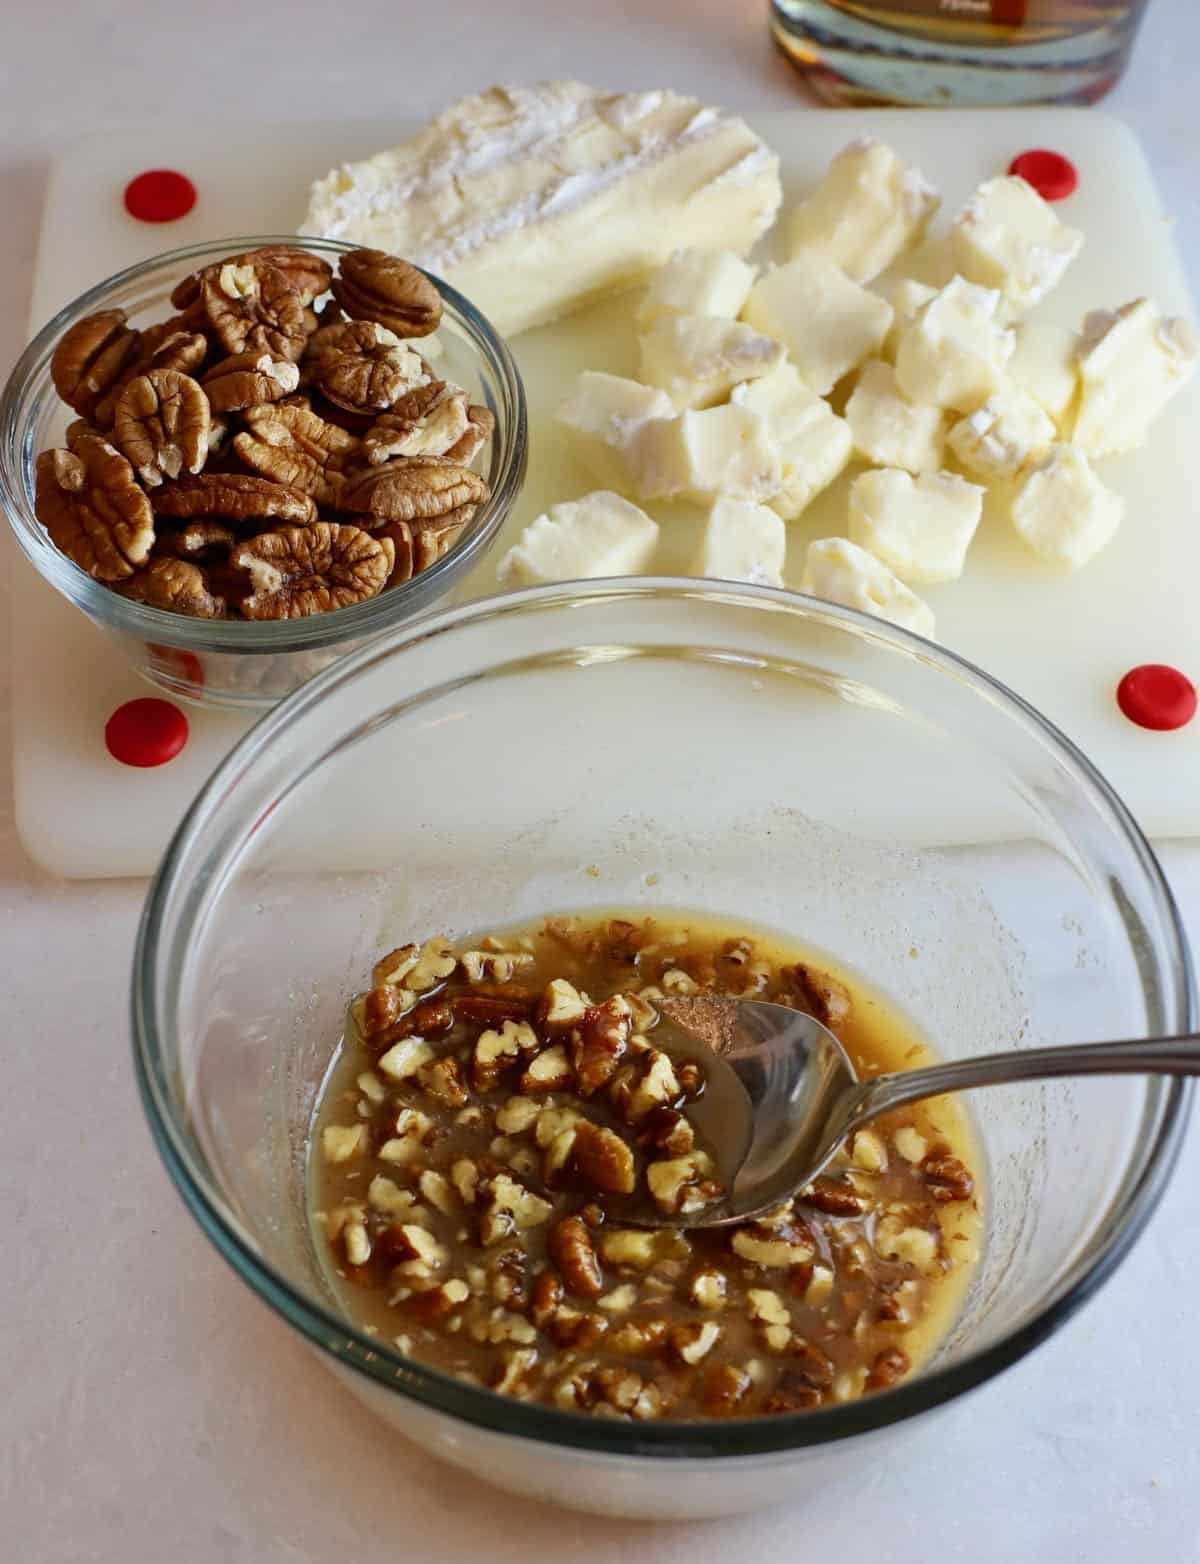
(34, 432), (154, 581)
(117, 557), (225, 618)
(452, 994), (535, 1028)
(636, 1106), (694, 1158)
(409, 1277), (471, 1324)
(416, 1055), (469, 1108)
(472, 1019), (539, 1092)
(778, 963), (852, 1031)
(668, 1320), (722, 1366)
(702, 1362), (751, 1415)
(530, 1268), (564, 1327)
(573, 1120), (636, 1196)
(201, 259), (309, 361)
(520, 1045), (573, 1093)
(368, 996), (454, 1049)
(305, 320), (430, 414)
(203, 350), (301, 413)
(548, 1216), (604, 1298)
(573, 996), (632, 1097)
(50, 308), (139, 417)
(802, 1177), (866, 1217)
(922, 1147), (975, 1203)
(548, 1309), (609, 1350)
(866, 1346), (911, 1391)
(151, 472), (317, 528)
(490, 1247), (529, 1310)
(331, 248), (442, 338)
(339, 456), (489, 523)
(230, 522), (390, 619)
(112, 368), (210, 487)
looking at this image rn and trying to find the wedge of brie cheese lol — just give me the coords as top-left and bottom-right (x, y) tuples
(303, 83), (781, 338)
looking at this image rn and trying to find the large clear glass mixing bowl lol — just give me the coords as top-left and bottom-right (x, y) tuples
(132, 580), (1193, 1519)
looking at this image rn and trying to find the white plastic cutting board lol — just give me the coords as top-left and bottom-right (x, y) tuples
(11, 109), (1199, 877)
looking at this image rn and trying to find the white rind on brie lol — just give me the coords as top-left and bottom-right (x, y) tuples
(302, 82), (782, 338)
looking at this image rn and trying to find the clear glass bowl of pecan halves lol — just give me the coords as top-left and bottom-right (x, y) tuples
(0, 237), (526, 707)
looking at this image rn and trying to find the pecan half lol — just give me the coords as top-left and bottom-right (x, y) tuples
(34, 431), (154, 581)
(174, 247), (332, 312)
(332, 249), (442, 338)
(339, 456), (488, 523)
(305, 320), (431, 414)
(233, 402), (361, 507)
(117, 557), (225, 618)
(50, 309), (140, 418)
(202, 350), (301, 413)
(362, 386), (470, 463)
(230, 521), (390, 619)
(201, 260), (309, 362)
(547, 1216), (604, 1298)
(93, 327), (210, 427)
(444, 404), (496, 466)
(151, 472), (317, 528)
(112, 368), (210, 488)
(153, 520), (237, 562)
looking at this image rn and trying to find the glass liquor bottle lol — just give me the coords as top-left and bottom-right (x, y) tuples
(771, 0), (1153, 106)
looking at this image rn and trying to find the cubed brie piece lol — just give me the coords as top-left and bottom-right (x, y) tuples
(951, 176), (1083, 315)
(1010, 445), (1124, 569)
(1006, 322), (1080, 428)
(845, 359), (945, 473)
(787, 138), (940, 285)
(693, 497), (787, 587)
(633, 404), (781, 504)
(879, 278), (938, 361)
(801, 537), (935, 640)
(638, 315), (785, 409)
(732, 364), (852, 520)
(496, 492), (659, 584)
(848, 468), (984, 584)
(303, 83), (781, 338)
(946, 383), (1055, 481)
(894, 277), (1014, 412)
(637, 248), (756, 327)
(557, 371), (675, 487)
(1072, 299), (1198, 457)
(742, 254), (893, 396)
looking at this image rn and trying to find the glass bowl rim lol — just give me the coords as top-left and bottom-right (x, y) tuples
(0, 234), (527, 655)
(132, 577), (1195, 1459)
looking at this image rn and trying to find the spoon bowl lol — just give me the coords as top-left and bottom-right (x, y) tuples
(627, 995), (1200, 1230)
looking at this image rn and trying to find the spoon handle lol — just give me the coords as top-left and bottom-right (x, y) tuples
(849, 1032), (1200, 1126)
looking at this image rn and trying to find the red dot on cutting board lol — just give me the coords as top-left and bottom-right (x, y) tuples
(1008, 149), (1077, 202)
(1116, 665), (1197, 732)
(105, 698), (189, 767)
(123, 169), (197, 223)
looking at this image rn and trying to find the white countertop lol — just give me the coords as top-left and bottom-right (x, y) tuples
(3, 3), (1198, 1557)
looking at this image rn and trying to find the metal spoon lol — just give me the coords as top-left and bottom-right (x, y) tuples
(623, 994), (1200, 1230)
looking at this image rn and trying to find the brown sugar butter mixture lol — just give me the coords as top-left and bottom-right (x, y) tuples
(311, 912), (982, 1421)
